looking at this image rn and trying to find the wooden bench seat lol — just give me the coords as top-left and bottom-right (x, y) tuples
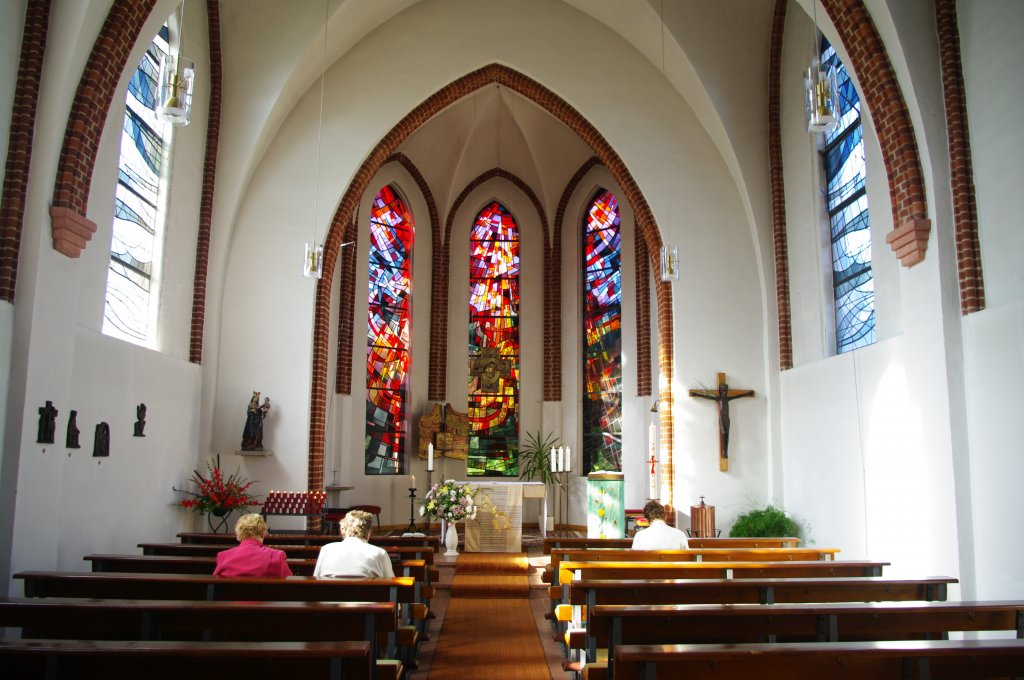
(543, 536), (801, 554)
(178, 532), (439, 551)
(579, 600), (1024, 674)
(545, 547), (842, 584)
(141, 542), (436, 566)
(609, 639), (1024, 680)
(0, 638), (378, 680)
(85, 553), (319, 576)
(0, 597), (398, 658)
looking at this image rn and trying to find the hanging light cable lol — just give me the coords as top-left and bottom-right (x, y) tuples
(303, 0), (329, 278)
(156, 0), (195, 125)
(657, 0), (678, 282)
(805, 1), (839, 133)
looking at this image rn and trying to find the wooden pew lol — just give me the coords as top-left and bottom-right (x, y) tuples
(0, 597), (400, 677)
(16, 571), (417, 605)
(543, 536), (801, 554)
(611, 639), (1024, 680)
(0, 639), (374, 680)
(581, 600), (1024, 675)
(545, 547), (841, 585)
(141, 542), (436, 566)
(178, 532), (440, 551)
(556, 559), (887, 592)
(567, 576), (955, 612)
(86, 553), (318, 576)
(687, 537), (800, 548)
(15, 571), (423, 669)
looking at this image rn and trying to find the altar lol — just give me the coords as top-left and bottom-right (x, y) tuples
(457, 481), (546, 552)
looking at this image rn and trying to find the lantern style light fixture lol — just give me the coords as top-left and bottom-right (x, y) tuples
(303, 0), (330, 279)
(659, 244), (679, 282)
(156, 1), (195, 126)
(804, 2), (838, 134)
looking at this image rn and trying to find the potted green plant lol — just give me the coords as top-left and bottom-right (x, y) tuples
(518, 430), (560, 531)
(729, 504), (801, 539)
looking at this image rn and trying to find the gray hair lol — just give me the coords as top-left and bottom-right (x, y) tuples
(339, 510), (374, 539)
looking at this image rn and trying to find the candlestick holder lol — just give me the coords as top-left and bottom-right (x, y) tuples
(405, 487), (419, 533)
(424, 468), (434, 531)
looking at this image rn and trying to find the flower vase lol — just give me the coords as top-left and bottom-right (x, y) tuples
(208, 507), (233, 534)
(444, 521), (459, 556)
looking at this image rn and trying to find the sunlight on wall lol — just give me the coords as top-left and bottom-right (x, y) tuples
(862, 360), (929, 576)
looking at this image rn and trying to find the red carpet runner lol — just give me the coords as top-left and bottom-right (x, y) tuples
(427, 552), (550, 679)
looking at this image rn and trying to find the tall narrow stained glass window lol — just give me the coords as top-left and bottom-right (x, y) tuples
(468, 202), (520, 477)
(582, 191), (623, 473)
(366, 186), (414, 475)
(821, 38), (875, 353)
(103, 24), (171, 343)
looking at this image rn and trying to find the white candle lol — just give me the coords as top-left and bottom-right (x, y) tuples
(427, 443), (434, 471)
(551, 448), (557, 473)
(565, 446), (571, 473)
(558, 446), (565, 473)
(411, 475), (415, 487)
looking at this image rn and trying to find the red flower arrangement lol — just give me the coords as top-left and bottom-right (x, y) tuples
(174, 455), (261, 514)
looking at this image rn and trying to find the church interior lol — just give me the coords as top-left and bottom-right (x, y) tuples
(1, 0), (1022, 675)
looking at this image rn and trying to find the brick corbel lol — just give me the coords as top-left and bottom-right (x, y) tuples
(50, 206), (97, 258)
(886, 217), (931, 267)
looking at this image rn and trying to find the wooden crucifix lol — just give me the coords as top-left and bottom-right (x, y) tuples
(688, 372), (754, 472)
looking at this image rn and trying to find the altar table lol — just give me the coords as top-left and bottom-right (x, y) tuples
(456, 481), (546, 552)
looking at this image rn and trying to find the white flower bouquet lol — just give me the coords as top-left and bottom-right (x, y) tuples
(420, 479), (477, 522)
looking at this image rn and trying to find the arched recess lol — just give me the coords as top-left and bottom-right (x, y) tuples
(816, 0), (931, 266)
(308, 64), (677, 520)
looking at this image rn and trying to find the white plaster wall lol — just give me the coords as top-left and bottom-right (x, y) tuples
(959, 0), (1024, 308)
(213, 0), (769, 527)
(962, 302), (1024, 599)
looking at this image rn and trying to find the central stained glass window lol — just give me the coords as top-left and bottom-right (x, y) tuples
(366, 185), (413, 475)
(467, 201), (520, 476)
(582, 190), (622, 472)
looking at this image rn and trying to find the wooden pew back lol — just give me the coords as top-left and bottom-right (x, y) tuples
(584, 600), (1024, 671)
(611, 639), (1024, 680)
(0, 639), (373, 680)
(557, 559), (885, 588)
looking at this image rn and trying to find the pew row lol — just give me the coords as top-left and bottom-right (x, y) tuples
(610, 639), (1024, 680)
(179, 532), (439, 551)
(141, 542), (436, 566)
(0, 639), (375, 680)
(0, 598), (402, 678)
(544, 547), (842, 585)
(543, 536), (801, 554)
(578, 600), (1024, 676)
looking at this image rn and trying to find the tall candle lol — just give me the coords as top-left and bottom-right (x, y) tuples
(427, 443), (434, 471)
(411, 475), (415, 487)
(565, 446), (571, 473)
(558, 446), (565, 473)
(551, 448), (557, 473)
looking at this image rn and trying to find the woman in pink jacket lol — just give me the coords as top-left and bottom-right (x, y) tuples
(213, 513), (292, 577)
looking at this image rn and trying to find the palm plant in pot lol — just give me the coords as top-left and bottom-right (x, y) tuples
(518, 430), (560, 531)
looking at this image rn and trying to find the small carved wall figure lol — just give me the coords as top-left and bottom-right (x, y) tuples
(38, 400), (58, 444)
(241, 391), (271, 451)
(134, 403), (147, 437)
(93, 422), (110, 457)
(66, 410), (81, 449)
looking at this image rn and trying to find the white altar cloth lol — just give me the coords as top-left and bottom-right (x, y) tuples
(456, 481), (546, 552)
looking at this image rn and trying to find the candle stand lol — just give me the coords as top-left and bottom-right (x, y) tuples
(405, 487), (419, 533)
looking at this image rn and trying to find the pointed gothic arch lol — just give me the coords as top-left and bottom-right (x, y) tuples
(308, 64), (678, 516)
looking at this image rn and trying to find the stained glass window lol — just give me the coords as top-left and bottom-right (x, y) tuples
(582, 191), (622, 472)
(103, 32), (170, 344)
(366, 185), (414, 475)
(468, 202), (520, 476)
(821, 38), (875, 353)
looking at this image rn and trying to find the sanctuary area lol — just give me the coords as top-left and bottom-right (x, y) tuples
(1, 0), (1022, 676)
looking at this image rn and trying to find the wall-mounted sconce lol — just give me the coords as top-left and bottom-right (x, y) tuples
(660, 244), (679, 281)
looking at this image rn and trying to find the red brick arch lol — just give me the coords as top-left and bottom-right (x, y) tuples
(819, 0), (931, 266)
(308, 64), (677, 518)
